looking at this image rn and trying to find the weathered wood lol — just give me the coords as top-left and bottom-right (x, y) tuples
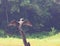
(18, 27), (30, 46)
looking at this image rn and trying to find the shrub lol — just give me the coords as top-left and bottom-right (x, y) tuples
(49, 27), (56, 36)
(0, 29), (5, 37)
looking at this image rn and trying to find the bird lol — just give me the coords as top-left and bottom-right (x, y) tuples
(8, 18), (32, 46)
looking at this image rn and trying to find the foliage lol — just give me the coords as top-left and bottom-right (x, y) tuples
(0, 28), (57, 39)
(0, 33), (60, 46)
(0, 29), (5, 37)
(49, 27), (56, 36)
(26, 31), (49, 39)
(0, 0), (60, 36)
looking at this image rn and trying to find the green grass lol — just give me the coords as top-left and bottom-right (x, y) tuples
(0, 33), (60, 46)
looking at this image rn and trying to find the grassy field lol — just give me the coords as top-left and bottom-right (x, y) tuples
(0, 33), (60, 46)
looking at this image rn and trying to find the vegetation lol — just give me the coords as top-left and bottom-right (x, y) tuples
(0, 33), (60, 46)
(0, 28), (57, 38)
(0, 0), (60, 46)
(0, 0), (60, 36)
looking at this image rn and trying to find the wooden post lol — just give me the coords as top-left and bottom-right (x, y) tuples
(18, 28), (30, 46)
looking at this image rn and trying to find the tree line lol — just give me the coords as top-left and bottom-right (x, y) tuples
(0, 0), (60, 36)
